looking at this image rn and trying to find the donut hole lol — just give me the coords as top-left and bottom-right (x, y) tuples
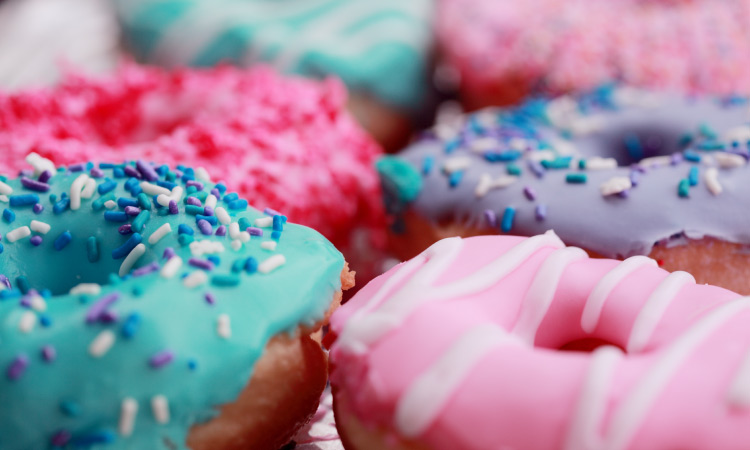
(558, 337), (625, 353)
(591, 124), (685, 165)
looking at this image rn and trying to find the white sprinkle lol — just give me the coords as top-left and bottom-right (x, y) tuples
(18, 311), (36, 333)
(231, 239), (242, 251)
(89, 330), (115, 357)
(638, 155), (671, 169)
(0, 195), (8, 203)
(258, 254), (286, 274)
(469, 137), (498, 153)
(474, 174), (518, 198)
(148, 223), (172, 245)
(160, 256), (183, 279)
(156, 194), (172, 207)
(183, 271), (208, 289)
(0, 180), (12, 195)
(6, 226), (31, 243)
(69, 283), (102, 296)
(205, 194), (218, 209)
(723, 125), (750, 144)
(600, 177), (632, 197)
(26, 152), (55, 175)
(526, 150), (557, 162)
(714, 152), (747, 168)
(442, 156), (472, 174)
(69, 174), (90, 211)
(584, 157), (618, 170)
(228, 222), (241, 239)
(29, 295), (47, 312)
(104, 200), (118, 210)
(261, 241), (277, 251)
(550, 139), (580, 157)
(705, 167), (722, 196)
(119, 397), (138, 437)
(508, 138), (528, 151)
(217, 314), (231, 339)
(140, 181), (171, 197)
(239, 231), (250, 243)
(189, 240), (225, 257)
(30, 220), (51, 234)
(119, 244), (146, 277)
(254, 217), (273, 228)
(151, 395), (170, 424)
(196, 167), (211, 182)
(215, 206), (230, 225)
(170, 186), (184, 203)
(81, 178), (97, 199)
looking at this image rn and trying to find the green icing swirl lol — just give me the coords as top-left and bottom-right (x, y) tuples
(0, 162), (343, 449)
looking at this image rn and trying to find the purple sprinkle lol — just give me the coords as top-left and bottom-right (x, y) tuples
(6, 354), (29, 380)
(132, 262), (160, 277)
(136, 160), (159, 181)
(186, 197), (202, 207)
(33, 203), (44, 214)
(264, 207), (282, 217)
(85, 293), (120, 323)
(484, 210), (497, 228)
(0, 274), (10, 289)
(188, 258), (214, 271)
(197, 219), (213, 236)
(20, 177), (50, 192)
(163, 247), (176, 260)
(68, 163), (85, 172)
(41, 345), (56, 362)
(174, 169), (183, 178)
(30, 235), (43, 246)
(670, 152), (683, 165)
(204, 293), (215, 305)
(123, 166), (141, 179)
(247, 227), (263, 237)
(186, 180), (204, 190)
(630, 169), (641, 187)
(19, 297), (32, 308)
(215, 225), (226, 236)
(118, 224), (133, 235)
(89, 167), (104, 178)
(618, 189), (631, 198)
(168, 200), (179, 215)
(203, 206), (214, 216)
(38, 170), (52, 183)
(51, 430), (71, 446)
(149, 350), (174, 369)
(124, 206), (141, 216)
(523, 186), (536, 201)
(527, 160), (545, 179)
(535, 204), (547, 221)
(99, 310), (119, 323)
(210, 188), (221, 199)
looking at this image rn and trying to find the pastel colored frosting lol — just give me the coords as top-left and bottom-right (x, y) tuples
(438, 0), (750, 104)
(0, 158), (344, 449)
(0, 63), (384, 249)
(112, 0), (434, 114)
(330, 232), (750, 449)
(380, 87), (750, 258)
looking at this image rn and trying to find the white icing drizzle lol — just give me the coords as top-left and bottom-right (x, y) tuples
(726, 344), (750, 408)
(581, 256), (657, 334)
(626, 271), (695, 353)
(512, 247), (588, 345)
(395, 324), (518, 438)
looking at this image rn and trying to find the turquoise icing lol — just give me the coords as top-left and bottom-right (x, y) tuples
(375, 156), (423, 204)
(113, 0), (433, 114)
(0, 162), (344, 449)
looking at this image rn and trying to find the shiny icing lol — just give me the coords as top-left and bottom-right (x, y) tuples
(113, 0), (433, 114)
(380, 87), (750, 258)
(0, 159), (344, 449)
(330, 232), (750, 449)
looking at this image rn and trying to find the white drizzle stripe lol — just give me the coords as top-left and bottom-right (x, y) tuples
(69, 174), (90, 211)
(726, 344), (750, 408)
(564, 346), (624, 450)
(30, 220), (51, 234)
(395, 324), (516, 437)
(512, 247), (588, 345)
(581, 256), (657, 333)
(119, 397), (138, 437)
(604, 298), (750, 450)
(151, 395), (170, 424)
(160, 256), (183, 279)
(81, 178), (97, 199)
(119, 244), (146, 277)
(626, 271), (695, 353)
(6, 226), (31, 242)
(148, 223), (172, 245)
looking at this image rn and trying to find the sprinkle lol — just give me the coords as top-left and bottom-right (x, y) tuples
(98, 179), (117, 195)
(6, 354), (28, 380)
(582, 157), (617, 170)
(238, 217), (251, 231)
(170, 186), (184, 203)
(227, 199), (248, 210)
(124, 206), (141, 216)
(163, 247), (176, 260)
(500, 207), (516, 233)
(69, 174), (90, 210)
(10, 194), (39, 206)
(189, 258), (214, 271)
(566, 173), (587, 184)
(131, 210), (151, 232)
(247, 227), (262, 237)
(70, 283), (101, 296)
(183, 271), (208, 288)
(168, 200), (179, 215)
(186, 196), (201, 207)
(119, 398), (138, 437)
(25, 152), (55, 175)
(2, 208), (14, 223)
(523, 186), (536, 201)
(124, 166), (141, 179)
(442, 156), (471, 174)
(215, 225), (226, 236)
(122, 313), (141, 339)
(136, 193), (151, 210)
(53, 198), (70, 214)
(231, 239), (242, 251)
(149, 350), (174, 369)
(448, 171), (463, 187)
(678, 179), (690, 198)
(20, 176), (50, 192)
(104, 211), (129, 222)
(104, 200), (117, 210)
(119, 244), (146, 277)
(151, 395), (170, 424)
(30, 220), (51, 234)
(89, 330), (115, 357)
(18, 311), (36, 333)
(205, 194), (218, 209)
(136, 160), (158, 181)
(185, 205), (203, 216)
(217, 314), (231, 339)
(178, 224), (194, 236)
(132, 262), (159, 277)
(261, 241), (277, 251)
(6, 226), (30, 242)
(196, 214), (217, 226)
(70, 430), (115, 446)
(684, 151), (702, 163)
(228, 222), (241, 239)
(53, 231), (72, 251)
(484, 210), (497, 228)
(140, 181), (171, 197)
(32, 203), (43, 214)
(0, 180), (12, 195)
(600, 177), (632, 197)
(272, 215), (284, 232)
(474, 174), (518, 198)
(28, 295), (46, 311)
(535, 204), (547, 221)
(705, 167), (722, 195)
(541, 156), (573, 170)
(81, 178), (97, 199)
(204, 293), (215, 305)
(715, 152), (747, 168)
(527, 160), (545, 178)
(189, 240), (225, 257)
(258, 254), (286, 274)
(85, 293), (120, 323)
(422, 156), (435, 174)
(148, 223), (172, 245)
(196, 167), (211, 182)
(223, 192), (239, 203)
(119, 224), (133, 235)
(639, 155), (671, 168)
(197, 219), (213, 236)
(688, 166), (700, 186)
(245, 257), (258, 273)
(41, 345), (56, 362)
(87, 236), (100, 262)
(112, 233), (143, 259)
(239, 231), (250, 242)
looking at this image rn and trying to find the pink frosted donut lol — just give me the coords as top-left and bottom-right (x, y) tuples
(330, 232), (750, 449)
(0, 63), (384, 249)
(438, 0), (750, 109)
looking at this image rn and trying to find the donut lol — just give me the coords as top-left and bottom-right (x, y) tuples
(437, 0), (750, 109)
(112, 0), (435, 150)
(378, 87), (750, 294)
(329, 231), (750, 449)
(0, 63), (385, 255)
(0, 158), (354, 449)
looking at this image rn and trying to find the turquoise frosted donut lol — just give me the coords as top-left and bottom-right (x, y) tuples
(0, 158), (345, 448)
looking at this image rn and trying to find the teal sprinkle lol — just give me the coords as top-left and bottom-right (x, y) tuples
(227, 199), (248, 210)
(185, 205), (203, 215)
(136, 193), (151, 210)
(186, 185), (197, 195)
(696, 141), (725, 151)
(501, 207), (515, 233)
(3, 208), (15, 223)
(122, 313), (141, 339)
(49, 193), (57, 203)
(178, 234), (194, 246)
(238, 217), (251, 231)
(193, 190), (208, 201)
(244, 257), (258, 274)
(688, 166), (700, 186)
(59, 400), (81, 417)
(678, 133), (693, 148)
(231, 259), (245, 273)
(566, 173), (587, 184)
(16, 276), (30, 294)
(132, 285), (144, 297)
(92, 192), (116, 211)
(375, 156), (423, 203)
(541, 156), (572, 170)
(0, 242), (4, 254)
(444, 139), (460, 154)
(187, 359), (198, 371)
(578, 160), (586, 170)
(165, 171), (176, 182)
(86, 236), (100, 263)
(422, 156), (434, 175)
(678, 179), (690, 198)
(684, 151), (702, 163)
(131, 210), (151, 232)
(448, 171), (463, 187)
(211, 274), (240, 287)
(624, 134), (644, 161)
(507, 163), (522, 176)
(699, 122), (718, 140)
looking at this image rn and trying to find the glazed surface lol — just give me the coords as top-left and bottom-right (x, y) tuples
(380, 88), (750, 258)
(0, 159), (344, 449)
(330, 233), (749, 449)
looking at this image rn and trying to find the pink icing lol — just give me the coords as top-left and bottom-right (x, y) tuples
(438, 0), (750, 107)
(330, 233), (750, 449)
(0, 63), (385, 248)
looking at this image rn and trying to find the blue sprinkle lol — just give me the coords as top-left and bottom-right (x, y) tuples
(684, 150), (702, 163)
(97, 179), (117, 195)
(207, 256), (221, 267)
(2, 208), (15, 223)
(39, 315), (52, 327)
(99, 162), (115, 169)
(527, 160), (545, 178)
(624, 133), (644, 161)
(227, 199), (248, 210)
(178, 224), (194, 235)
(111, 233), (142, 259)
(10, 194), (39, 207)
(53, 198), (70, 215)
(124, 177), (140, 192)
(196, 214), (217, 226)
(223, 192), (239, 203)
(117, 197), (138, 208)
(187, 359), (198, 370)
(271, 230), (282, 240)
(215, 182), (227, 194)
(53, 231), (72, 251)
(104, 211), (128, 222)
(688, 166), (700, 186)
(501, 207), (516, 233)
(535, 204), (547, 221)
(71, 430), (115, 446)
(448, 171), (463, 188)
(121, 313), (141, 339)
(422, 156), (435, 175)
(0, 243), (3, 254)
(272, 215), (284, 231)
(245, 257), (258, 273)
(444, 139), (460, 154)
(156, 180), (177, 190)
(484, 150), (521, 162)
(113, 167), (125, 178)
(697, 141), (725, 151)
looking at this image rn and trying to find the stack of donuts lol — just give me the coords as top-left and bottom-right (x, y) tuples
(2, 0), (750, 449)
